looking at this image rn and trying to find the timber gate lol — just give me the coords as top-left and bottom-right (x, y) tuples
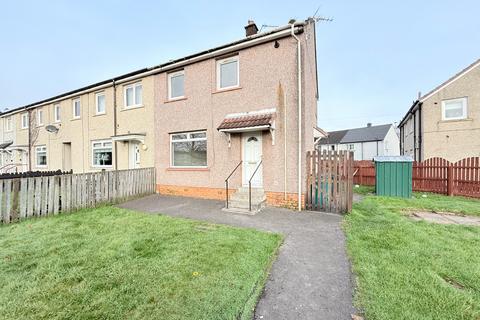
(306, 150), (354, 213)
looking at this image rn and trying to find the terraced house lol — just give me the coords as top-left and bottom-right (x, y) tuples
(0, 18), (318, 209)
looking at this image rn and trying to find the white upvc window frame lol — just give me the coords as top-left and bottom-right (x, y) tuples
(72, 98), (81, 119)
(21, 112), (29, 129)
(170, 130), (207, 168)
(216, 56), (239, 90)
(54, 104), (61, 122)
(91, 140), (113, 168)
(168, 70), (185, 100)
(37, 109), (44, 126)
(123, 82), (143, 109)
(4, 116), (13, 132)
(35, 145), (47, 168)
(95, 92), (106, 115)
(441, 97), (468, 121)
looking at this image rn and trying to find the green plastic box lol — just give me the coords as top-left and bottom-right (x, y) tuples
(374, 156), (413, 198)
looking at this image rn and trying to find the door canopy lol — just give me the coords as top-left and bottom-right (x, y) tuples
(217, 108), (276, 146)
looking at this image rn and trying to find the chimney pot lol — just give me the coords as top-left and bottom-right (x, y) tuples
(245, 20), (258, 37)
(367, 123), (372, 127)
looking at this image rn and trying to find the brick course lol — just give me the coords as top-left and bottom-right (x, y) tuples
(156, 184), (305, 209)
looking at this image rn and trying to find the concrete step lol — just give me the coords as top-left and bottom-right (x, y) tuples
(228, 198), (266, 210)
(225, 186), (266, 214)
(230, 187), (266, 202)
(222, 207), (259, 215)
(230, 192), (266, 202)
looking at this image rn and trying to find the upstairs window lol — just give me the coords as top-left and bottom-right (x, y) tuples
(73, 98), (81, 119)
(21, 113), (29, 129)
(37, 109), (44, 126)
(217, 56), (239, 90)
(54, 104), (61, 122)
(168, 70), (185, 100)
(96, 92), (106, 114)
(442, 97), (467, 121)
(170, 131), (207, 168)
(92, 140), (113, 167)
(4, 116), (12, 131)
(35, 146), (47, 167)
(124, 82), (143, 108)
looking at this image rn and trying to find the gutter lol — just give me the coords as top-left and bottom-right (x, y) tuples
(290, 23), (302, 212)
(1, 23), (305, 117)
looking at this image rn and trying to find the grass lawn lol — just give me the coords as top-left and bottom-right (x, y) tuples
(0, 207), (282, 320)
(346, 189), (480, 319)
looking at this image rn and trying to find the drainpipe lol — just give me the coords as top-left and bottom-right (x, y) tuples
(284, 90), (287, 201)
(290, 23), (302, 211)
(113, 79), (118, 170)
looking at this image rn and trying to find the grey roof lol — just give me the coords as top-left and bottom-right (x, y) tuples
(317, 130), (348, 145)
(318, 124), (393, 145)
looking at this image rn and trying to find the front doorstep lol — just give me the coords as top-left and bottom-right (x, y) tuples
(222, 207), (259, 215)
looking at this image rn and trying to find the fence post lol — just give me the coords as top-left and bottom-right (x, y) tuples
(447, 165), (454, 196)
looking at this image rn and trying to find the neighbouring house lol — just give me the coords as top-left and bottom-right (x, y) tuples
(313, 126), (328, 145)
(399, 58), (480, 162)
(0, 18), (318, 210)
(317, 123), (400, 160)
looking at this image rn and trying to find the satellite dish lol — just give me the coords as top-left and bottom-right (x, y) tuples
(45, 125), (59, 133)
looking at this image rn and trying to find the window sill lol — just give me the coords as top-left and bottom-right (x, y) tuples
(212, 86), (242, 94)
(91, 166), (113, 170)
(166, 167), (209, 172)
(439, 118), (472, 123)
(36, 166), (47, 169)
(122, 104), (144, 111)
(71, 117), (81, 121)
(164, 97), (187, 104)
(93, 112), (107, 117)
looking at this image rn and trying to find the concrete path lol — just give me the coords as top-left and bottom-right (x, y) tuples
(120, 195), (355, 320)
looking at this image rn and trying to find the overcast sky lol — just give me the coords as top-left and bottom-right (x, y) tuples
(1, 0), (479, 131)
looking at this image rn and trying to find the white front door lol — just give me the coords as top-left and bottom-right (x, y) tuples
(129, 142), (141, 169)
(242, 132), (263, 187)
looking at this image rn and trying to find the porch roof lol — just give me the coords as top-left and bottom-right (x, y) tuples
(111, 133), (146, 143)
(0, 141), (13, 149)
(217, 109), (275, 133)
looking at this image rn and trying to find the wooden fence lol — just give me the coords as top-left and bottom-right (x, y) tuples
(0, 169), (73, 180)
(0, 167), (156, 224)
(353, 157), (480, 198)
(306, 150), (354, 214)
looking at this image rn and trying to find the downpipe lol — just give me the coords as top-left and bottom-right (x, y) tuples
(291, 23), (302, 211)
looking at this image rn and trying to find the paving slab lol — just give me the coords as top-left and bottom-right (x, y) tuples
(120, 194), (355, 320)
(411, 211), (480, 226)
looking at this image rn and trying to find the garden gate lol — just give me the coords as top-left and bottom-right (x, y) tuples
(306, 150), (354, 213)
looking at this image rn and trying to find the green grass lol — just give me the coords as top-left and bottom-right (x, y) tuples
(354, 184), (480, 216)
(0, 207), (282, 320)
(345, 192), (480, 320)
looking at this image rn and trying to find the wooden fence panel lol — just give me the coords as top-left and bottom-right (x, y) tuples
(0, 168), (155, 225)
(306, 150), (353, 214)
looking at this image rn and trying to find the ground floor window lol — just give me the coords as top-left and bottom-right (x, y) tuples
(170, 131), (207, 167)
(36, 146), (47, 167)
(92, 140), (113, 167)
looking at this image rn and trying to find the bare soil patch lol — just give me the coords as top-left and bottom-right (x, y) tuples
(410, 211), (480, 226)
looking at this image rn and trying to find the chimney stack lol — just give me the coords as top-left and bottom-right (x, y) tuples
(367, 123), (372, 127)
(245, 20), (258, 37)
